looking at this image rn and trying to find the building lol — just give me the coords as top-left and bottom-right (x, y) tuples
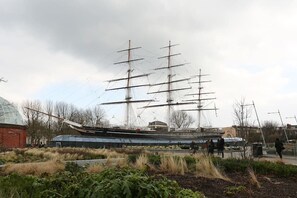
(0, 96), (26, 148)
(148, 121), (168, 131)
(222, 127), (237, 138)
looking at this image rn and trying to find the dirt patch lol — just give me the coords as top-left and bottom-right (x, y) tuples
(150, 171), (297, 198)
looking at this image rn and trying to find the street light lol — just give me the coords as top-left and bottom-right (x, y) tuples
(241, 101), (266, 147)
(268, 110), (289, 143)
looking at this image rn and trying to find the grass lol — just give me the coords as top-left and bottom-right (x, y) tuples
(85, 163), (105, 174)
(3, 147), (297, 182)
(195, 156), (230, 181)
(247, 168), (261, 188)
(0, 147), (126, 164)
(150, 154), (188, 175)
(3, 160), (65, 176)
(134, 154), (148, 170)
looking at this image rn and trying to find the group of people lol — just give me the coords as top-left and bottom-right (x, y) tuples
(207, 137), (225, 158)
(195, 137), (285, 159)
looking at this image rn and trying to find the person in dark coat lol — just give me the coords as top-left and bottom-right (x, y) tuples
(190, 141), (197, 154)
(208, 139), (215, 155)
(275, 138), (284, 159)
(217, 137), (225, 158)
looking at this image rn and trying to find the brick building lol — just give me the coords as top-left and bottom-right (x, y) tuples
(0, 96), (26, 148)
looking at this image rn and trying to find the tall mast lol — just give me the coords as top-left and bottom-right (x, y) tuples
(126, 40), (132, 128)
(101, 40), (153, 128)
(144, 41), (193, 131)
(183, 69), (217, 132)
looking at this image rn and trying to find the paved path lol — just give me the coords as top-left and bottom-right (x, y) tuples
(67, 158), (123, 167)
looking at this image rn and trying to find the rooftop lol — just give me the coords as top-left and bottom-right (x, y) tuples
(0, 96), (24, 126)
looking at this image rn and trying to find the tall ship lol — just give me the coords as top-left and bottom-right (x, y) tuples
(46, 41), (232, 147)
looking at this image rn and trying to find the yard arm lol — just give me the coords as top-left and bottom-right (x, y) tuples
(24, 107), (83, 128)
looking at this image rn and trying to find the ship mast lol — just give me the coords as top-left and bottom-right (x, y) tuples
(145, 41), (193, 131)
(101, 40), (153, 128)
(183, 69), (217, 132)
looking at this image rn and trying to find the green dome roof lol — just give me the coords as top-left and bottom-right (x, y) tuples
(0, 96), (24, 125)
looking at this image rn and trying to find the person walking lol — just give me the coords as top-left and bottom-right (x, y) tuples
(208, 139), (215, 156)
(275, 138), (285, 159)
(217, 137), (225, 158)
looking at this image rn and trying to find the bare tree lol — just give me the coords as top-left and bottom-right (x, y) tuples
(93, 105), (106, 127)
(171, 110), (194, 129)
(22, 100), (44, 145)
(82, 105), (106, 127)
(44, 100), (55, 142)
(262, 120), (280, 143)
(233, 98), (255, 139)
(54, 102), (79, 134)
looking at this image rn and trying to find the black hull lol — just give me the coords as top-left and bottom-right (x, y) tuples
(71, 125), (222, 141)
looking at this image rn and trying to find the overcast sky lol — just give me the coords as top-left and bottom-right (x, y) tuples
(1, 0), (297, 128)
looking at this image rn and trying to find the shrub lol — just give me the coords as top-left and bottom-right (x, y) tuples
(0, 167), (205, 198)
(128, 154), (138, 163)
(184, 155), (196, 170)
(213, 157), (297, 177)
(64, 162), (83, 174)
(80, 168), (203, 197)
(148, 154), (161, 166)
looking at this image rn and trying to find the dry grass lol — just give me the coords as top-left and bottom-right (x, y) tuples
(25, 148), (60, 160)
(248, 168), (261, 188)
(0, 147), (127, 163)
(86, 163), (105, 174)
(135, 154), (148, 170)
(115, 157), (129, 168)
(160, 155), (188, 175)
(0, 151), (18, 162)
(3, 160), (65, 176)
(86, 156), (128, 173)
(195, 156), (230, 181)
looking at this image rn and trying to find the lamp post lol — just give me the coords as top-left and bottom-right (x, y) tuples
(241, 101), (266, 147)
(268, 110), (289, 143)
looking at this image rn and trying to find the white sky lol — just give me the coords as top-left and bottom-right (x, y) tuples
(1, 0), (297, 128)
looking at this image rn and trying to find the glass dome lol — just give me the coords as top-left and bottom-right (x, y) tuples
(0, 96), (24, 125)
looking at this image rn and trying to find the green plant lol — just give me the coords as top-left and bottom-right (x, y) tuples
(224, 185), (246, 196)
(0, 174), (46, 197)
(80, 168), (203, 197)
(184, 155), (196, 167)
(0, 166), (204, 197)
(177, 189), (206, 198)
(128, 154), (139, 163)
(148, 154), (161, 166)
(64, 162), (83, 174)
(213, 157), (297, 177)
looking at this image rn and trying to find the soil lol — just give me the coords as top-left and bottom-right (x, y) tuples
(151, 171), (297, 198)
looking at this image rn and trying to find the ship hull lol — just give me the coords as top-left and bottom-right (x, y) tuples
(70, 125), (222, 141)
